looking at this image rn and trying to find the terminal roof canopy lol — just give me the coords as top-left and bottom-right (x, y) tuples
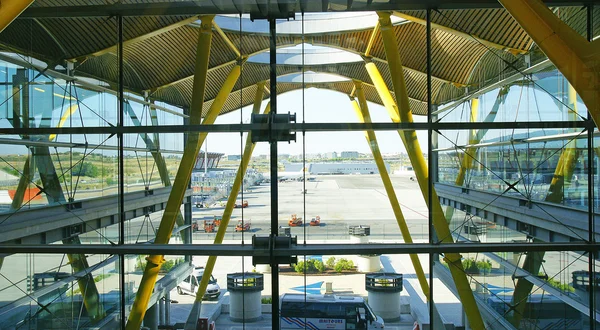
(3, 1), (599, 116)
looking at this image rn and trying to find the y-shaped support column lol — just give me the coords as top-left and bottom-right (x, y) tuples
(445, 87), (509, 223)
(0, 0), (34, 33)
(353, 81), (446, 329)
(499, 0), (600, 128)
(369, 12), (485, 329)
(511, 83), (581, 326)
(185, 83), (269, 328)
(126, 15), (218, 330)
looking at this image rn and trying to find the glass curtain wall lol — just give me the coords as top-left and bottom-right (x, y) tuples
(0, 3), (598, 330)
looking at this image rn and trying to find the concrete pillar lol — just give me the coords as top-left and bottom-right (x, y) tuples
(165, 292), (171, 325)
(143, 303), (159, 330)
(357, 255), (381, 272)
(158, 297), (165, 326)
(255, 264), (271, 273)
(365, 273), (403, 322)
(227, 272), (264, 322)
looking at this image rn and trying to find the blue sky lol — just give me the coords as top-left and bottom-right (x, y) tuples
(211, 87), (429, 156)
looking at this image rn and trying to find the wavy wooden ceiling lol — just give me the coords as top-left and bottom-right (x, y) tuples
(1, 2), (592, 116)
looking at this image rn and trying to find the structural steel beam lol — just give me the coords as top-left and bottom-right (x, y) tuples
(498, 0), (600, 129)
(185, 90), (269, 329)
(0, 0), (34, 33)
(444, 87), (508, 225)
(8, 70), (105, 323)
(71, 16), (200, 62)
(212, 22), (241, 59)
(353, 82), (447, 330)
(364, 21), (380, 57)
(511, 83), (580, 326)
(124, 101), (186, 241)
(392, 11), (527, 55)
(373, 11), (485, 329)
(353, 81), (430, 296)
(510, 244), (545, 327)
(10, 154), (33, 211)
(125, 15), (226, 330)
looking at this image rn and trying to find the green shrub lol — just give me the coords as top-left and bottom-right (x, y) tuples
(161, 258), (184, 272)
(462, 258), (479, 274)
(540, 273), (575, 293)
(326, 257), (336, 269)
(314, 260), (325, 273)
(476, 260), (492, 274)
(261, 297), (272, 304)
(294, 259), (324, 274)
(334, 258), (354, 272)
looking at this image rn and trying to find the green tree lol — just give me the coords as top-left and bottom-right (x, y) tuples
(73, 161), (99, 177)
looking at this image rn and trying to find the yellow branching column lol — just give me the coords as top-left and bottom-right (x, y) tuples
(353, 82), (448, 329)
(511, 83), (580, 327)
(185, 85), (269, 328)
(498, 0), (600, 129)
(0, 0), (34, 33)
(353, 81), (430, 296)
(445, 87), (509, 223)
(126, 15), (217, 330)
(372, 12), (485, 330)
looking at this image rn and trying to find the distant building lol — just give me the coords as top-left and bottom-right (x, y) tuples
(227, 155), (241, 161)
(310, 162), (387, 175)
(279, 154), (290, 160)
(341, 151), (359, 159)
(324, 151), (338, 159)
(284, 162), (389, 175)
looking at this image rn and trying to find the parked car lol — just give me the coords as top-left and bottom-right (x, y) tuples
(177, 266), (221, 300)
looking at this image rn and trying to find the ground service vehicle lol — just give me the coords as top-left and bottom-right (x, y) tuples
(310, 216), (321, 226)
(235, 219), (251, 232)
(280, 294), (384, 329)
(203, 220), (215, 233)
(177, 266), (221, 300)
(289, 214), (302, 227)
(234, 200), (249, 208)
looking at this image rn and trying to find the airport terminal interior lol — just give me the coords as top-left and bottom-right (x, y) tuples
(1, 0), (600, 329)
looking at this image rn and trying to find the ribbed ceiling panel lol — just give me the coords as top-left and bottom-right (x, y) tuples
(2, 4), (576, 115)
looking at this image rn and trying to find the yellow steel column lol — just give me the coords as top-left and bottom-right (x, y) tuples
(498, 0), (600, 129)
(372, 12), (485, 329)
(511, 83), (580, 326)
(126, 15), (216, 330)
(0, 0), (34, 33)
(353, 81), (430, 296)
(445, 88), (508, 223)
(185, 93), (269, 327)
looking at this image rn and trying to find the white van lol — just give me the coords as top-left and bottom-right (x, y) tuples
(280, 293), (384, 329)
(177, 266), (221, 300)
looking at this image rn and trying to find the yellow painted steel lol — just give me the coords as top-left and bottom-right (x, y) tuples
(126, 15), (216, 330)
(0, 0), (34, 33)
(186, 97), (270, 327)
(373, 11), (485, 330)
(10, 154), (32, 210)
(213, 22), (241, 59)
(364, 21), (380, 58)
(512, 84), (579, 326)
(444, 87), (508, 223)
(510, 246), (544, 327)
(353, 81), (430, 296)
(49, 104), (78, 141)
(546, 83), (581, 204)
(498, 0), (600, 129)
